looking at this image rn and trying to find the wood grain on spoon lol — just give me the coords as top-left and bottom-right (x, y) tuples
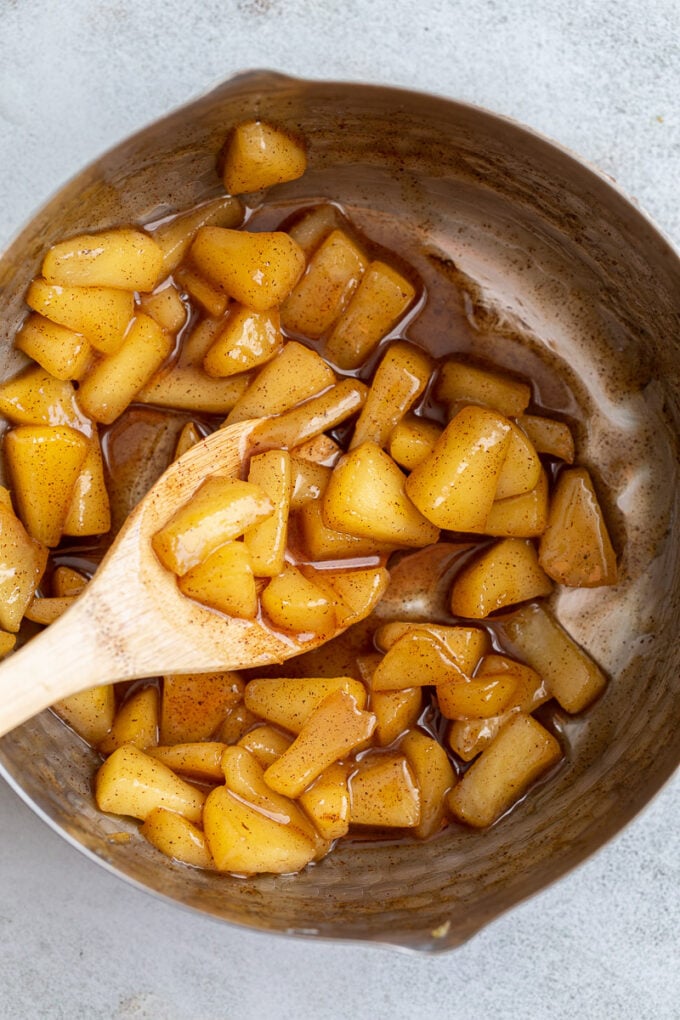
(0, 419), (339, 739)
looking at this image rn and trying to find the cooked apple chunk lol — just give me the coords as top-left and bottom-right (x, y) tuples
(42, 228), (164, 291)
(190, 227), (305, 311)
(405, 406), (512, 531)
(435, 360), (531, 418)
(449, 538), (553, 618)
(538, 467), (617, 586)
(152, 477), (273, 576)
(323, 441), (440, 547)
(281, 228), (367, 338)
(223, 120), (307, 194)
(178, 541), (258, 619)
(349, 754), (420, 828)
(447, 712), (561, 827)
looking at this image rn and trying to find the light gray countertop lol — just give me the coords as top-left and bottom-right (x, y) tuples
(0, 2), (678, 1017)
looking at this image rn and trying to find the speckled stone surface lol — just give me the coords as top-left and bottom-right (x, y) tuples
(0, 1), (678, 1017)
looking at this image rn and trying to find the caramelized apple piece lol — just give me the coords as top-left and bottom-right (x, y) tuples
(178, 541), (258, 619)
(435, 360), (531, 418)
(538, 467), (617, 586)
(95, 744), (206, 822)
(141, 808), (214, 869)
(281, 228), (367, 338)
(400, 730), (457, 839)
(449, 538), (552, 619)
(42, 228), (163, 291)
(244, 675), (367, 734)
(223, 120), (307, 194)
(350, 341), (432, 451)
(446, 712), (561, 827)
(405, 406), (512, 531)
(349, 754), (420, 827)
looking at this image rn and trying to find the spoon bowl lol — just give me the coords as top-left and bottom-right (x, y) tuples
(0, 418), (337, 738)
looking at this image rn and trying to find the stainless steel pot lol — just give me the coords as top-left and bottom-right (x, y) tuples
(0, 71), (678, 951)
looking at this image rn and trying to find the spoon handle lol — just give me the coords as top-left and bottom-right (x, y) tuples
(0, 593), (117, 738)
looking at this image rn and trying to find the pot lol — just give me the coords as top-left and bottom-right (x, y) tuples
(0, 71), (678, 951)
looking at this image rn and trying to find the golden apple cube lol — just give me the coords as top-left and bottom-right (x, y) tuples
(538, 466), (617, 587)
(498, 602), (607, 713)
(517, 414), (575, 463)
(95, 744), (206, 822)
(226, 340), (335, 423)
(261, 564), (337, 638)
(173, 265), (229, 318)
(152, 477), (273, 576)
(287, 203), (342, 257)
(357, 657), (423, 747)
(147, 742), (228, 782)
(161, 671), (244, 744)
(449, 537), (553, 619)
(244, 675), (367, 734)
(24, 595), (75, 624)
(223, 120), (307, 194)
(190, 227), (305, 312)
(300, 762), (351, 841)
(264, 689), (377, 798)
(291, 432), (342, 466)
(220, 745), (326, 844)
(53, 684), (116, 746)
(51, 565), (87, 597)
(323, 441), (440, 547)
(178, 541), (258, 619)
(138, 284), (187, 334)
(63, 431), (111, 536)
(446, 712), (561, 827)
(389, 414), (443, 471)
(401, 730), (457, 839)
(203, 306), (283, 377)
(405, 405), (512, 531)
(325, 260), (417, 370)
(373, 622), (489, 675)
(26, 279), (134, 355)
(141, 807), (214, 870)
(213, 703), (258, 745)
(173, 422), (202, 460)
(4, 424), (89, 546)
(349, 754), (421, 828)
(281, 228), (367, 338)
(322, 566), (390, 627)
(371, 630), (469, 692)
(0, 631), (15, 658)
(77, 313), (174, 425)
(15, 313), (92, 381)
(0, 366), (90, 430)
(42, 228), (164, 291)
(0, 502), (48, 631)
(152, 195), (244, 276)
(138, 363), (250, 415)
(251, 379), (368, 452)
(99, 685), (160, 753)
(470, 468), (549, 538)
(243, 449), (292, 576)
(238, 725), (293, 768)
(349, 341), (432, 451)
(297, 498), (396, 561)
(203, 785), (319, 875)
(289, 455), (332, 510)
(494, 422), (542, 500)
(435, 360), (531, 418)
(436, 673), (518, 720)
(447, 655), (549, 761)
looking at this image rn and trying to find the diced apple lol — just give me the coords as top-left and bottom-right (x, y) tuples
(446, 713), (561, 827)
(160, 671), (244, 744)
(400, 730), (457, 839)
(435, 360), (531, 417)
(152, 477), (273, 576)
(281, 228), (367, 338)
(141, 807), (214, 870)
(42, 228), (164, 291)
(26, 279), (134, 355)
(349, 754), (420, 827)
(538, 467), (617, 586)
(449, 538), (552, 618)
(226, 341), (335, 423)
(261, 564), (337, 638)
(323, 441), (440, 547)
(95, 744), (206, 822)
(203, 306), (283, 377)
(243, 675), (367, 734)
(4, 424), (89, 546)
(190, 227), (305, 311)
(223, 120), (307, 194)
(178, 541), (258, 619)
(350, 341), (432, 451)
(15, 313), (91, 381)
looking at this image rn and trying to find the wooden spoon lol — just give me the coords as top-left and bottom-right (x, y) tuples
(0, 419), (339, 739)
